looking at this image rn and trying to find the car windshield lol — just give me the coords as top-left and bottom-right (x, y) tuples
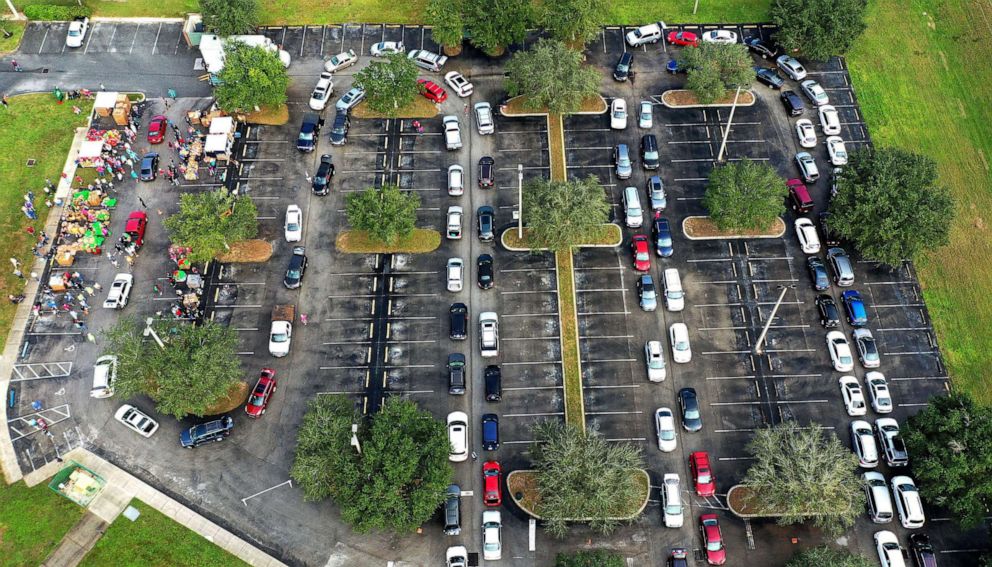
(665, 503), (681, 514)
(676, 341), (689, 351)
(287, 269), (301, 279)
(636, 250), (649, 261)
(649, 358), (663, 369)
(707, 539), (722, 552)
(841, 355), (853, 365)
(272, 332), (288, 343)
(299, 131), (314, 141)
(645, 150), (659, 160)
(685, 407), (700, 419)
(660, 428), (675, 440)
(696, 470), (710, 483)
(613, 109), (625, 118)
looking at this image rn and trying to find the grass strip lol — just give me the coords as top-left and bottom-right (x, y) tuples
(555, 249), (584, 430)
(0, 480), (85, 567)
(0, 21), (26, 55)
(335, 229), (440, 254)
(547, 113), (567, 182)
(351, 97), (439, 119)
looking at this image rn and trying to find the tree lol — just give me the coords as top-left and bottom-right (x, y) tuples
(538, 0), (608, 45)
(771, 0), (868, 60)
(903, 392), (992, 529)
(102, 318), (243, 419)
(679, 42), (754, 104)
(505, 38), (600, 115)
(522, 176), (610, 251)
(352, 52), (420, 115)
(464, 0), (531, 56)
(199, 0), (259, 36)
(426, 0), (465, 53)
(531, 421), (644, 537)
(345, 184), (420, 245)
(164, 189), (258, 263)
(829, 147), (953, 267)
(214, 41), (289, 113)
(290, 395), (451, 533)
(786, 547), (874, 567)
(555, 550), (625, 567)
(742, 421), (864, 536)
(703, 160), (787, 231)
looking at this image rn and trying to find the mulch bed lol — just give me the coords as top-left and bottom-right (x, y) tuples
(242, 104), (289, 125)
(684, 216), (785, 238)
(216, 239), (273, 263)
(203, 381), (248, 415)
(662, 89), (756, 107)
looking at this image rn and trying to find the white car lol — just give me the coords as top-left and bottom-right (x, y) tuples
(610, 98), (628, 130)
(482, 510), (502, 560)
(446, 546), (468, 567)
(370, 41), (405, 56)
(446, 258), (463, 292)
(447, 165), (464, 196)
(444, 71), (474, 97)
(323, 49), (358, 72)
(864, 471), (893, 523)
(795, 118), (817, 148)
(480, 312), (499, 358)
(655, 407), (677, 452)
(865, 371), (893, 413)
(284, 204), (303, 242)
(794, 218), (821, 254)
(269, 320), (292, 357)
(661, 473), (684, 528)
(644, 341), (666, 382)
(626, 22), (664, 47)
(443, 115), (463, 150)
(90, 355), (117, 398)
(446, 206), (463, 240)
(799, 79), (829, 106)
(103, 273), (134, 309)
(114, 404), (159, 438)
(65, 17), (89, 48)
(850, 420), (879, 468)
(669, 323), (692, 363)
(309, 72), (334, 110)
(874, 530), (907, 567)
(702, 29), (738, 44)
(776, 54), (808, 80)
(891, 475), (925, 529)
(447, 411), (468, 462)
(827, 331), (855, 372)
(826, 136), (849, 165)
(638, 101), (653, 128)
(474, 102), (495, 135)
(839, 375), (868, 416)
(875, 418), (909, 468)
(818, 105), (842, 135)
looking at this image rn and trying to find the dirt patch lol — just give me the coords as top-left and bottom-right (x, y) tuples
(216, 240), (273, 263)
(351, 97), (439, 119)
(241, 104), (289, 125)
(662, 89), (755, 107)
(502, 225), (621, 251)
(335, 229), (441, 253)
(683, 216), (785, 239)
(203, 381), (248, 415)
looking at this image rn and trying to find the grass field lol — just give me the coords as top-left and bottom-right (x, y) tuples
(0, 480), (85, 566)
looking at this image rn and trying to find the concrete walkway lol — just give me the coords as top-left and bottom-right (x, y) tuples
(41, 512), (107, 567)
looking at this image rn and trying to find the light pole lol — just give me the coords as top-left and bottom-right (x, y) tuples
(143, 317), (166, 350)
(350, 423), (362, 455)
(716, 86), (742, 163)
(517, 163), (524, 240)
(754, 285), (795, 355)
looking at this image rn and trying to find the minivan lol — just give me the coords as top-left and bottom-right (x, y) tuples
(787, 178), (814, 214)
(661, 473), (684, 528)
(663, 268), (685, 312)
(90, 355), (117, 398)
(827, 247), (855, 286)
(641, 135), (660, 170)
(863, 471), (893, 524)
(443, 484), (461, 535)
(484, 365), (502, 402)
(623, 186), (643, 228)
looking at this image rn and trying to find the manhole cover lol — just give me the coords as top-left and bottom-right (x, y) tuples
(26, 159), (36, 167)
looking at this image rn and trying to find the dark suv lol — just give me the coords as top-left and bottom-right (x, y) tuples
(909, 533), (937, 567)
(312, 154), (334, 195)
(180, 416), (234, 448)
(443, 483), (461, 535)
(283, 246), (308, 289)
(484, 365), (502, 402)
(613, 52), (633, 81)
(297, 113), (323, 152)
(641, 134), (660, 170)
(807, 257), (829, 291)
(449, 303), (468, 340)
(329, 110), (349, 146)
(478, 156), (495, 187)
(477, 206), (494, 242)
(447, 353), (466, 395)
(780, 90), (804, 116)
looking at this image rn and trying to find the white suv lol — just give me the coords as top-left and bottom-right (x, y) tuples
(626, 23), (663, 46)
(447, 412), (468, 462)
(103, 273), (134, 309)
(480, 312), (499, 358)
(446, 258), (463, 292)
(443, 115), (463, 150)
(474, 102), (495, 135)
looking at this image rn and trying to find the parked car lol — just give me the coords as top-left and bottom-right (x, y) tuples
(614, 144), (633, 179)
(909, 534), (937, 567)
(808, 257), (830, 291)
(819, 212), (841, 247)
(447, 411), (469, 461)
(795, 151), (820, 183)
(794, 218), (821, 254)
(443, 115), (463, 150)
(481, 414), (500, 451)
(631, 235), (651, 272)
(744, 36), (778, 59)
(416, 79), (449, 103)
(637, 274), (657, 311)
(827, 331), (855, 372)
(478, 156), (495, 188)
(639, 100), (653, 128)
(180, 416), (234, 448)
(645, 340), (666, 382)
(474, 102), (495, 134)
(323, 49), (358, 72)
(702, 29), (737, 44)
(795, 118), (817, 148)
(662, 474), (684, 528)
(479, 311), (499, 357)
(90, 355), (117, 398)
(699, 514), (727, 565)
(335, 86), (365, 112)
(641, 134), (660, 169)
(477, 206), (494, 242)
(283, 246), (308, 289)
(444, 484), (462, 535)
(780, 89), (805, 116)
(408, 49), (448, 71)
(669, 548), (690, 567)
(839, 375), (868, 416)
(866, 371), (893, 413)
(138, 153), (159, 181)
(610, 98), (628, 130)
(485, 364), (502, 401)
(446, 258), (464, 292)
(297, 113), (322, 152)
(678, 388), (702, 432)
(653, 217), (674, 257)
(329, 110), (350, 145)
(65, 16), (89, 48)
(819, 104), (841, 135)
(449, 303), (468, 340)
(147, 115), (167, 144)
(800, 79), (829, 106)
(245, 368), (277, 418)
(102, 273), (134, 309)
(312, 154), (334, 195)
(655, 407), (677, 451)
(669, 323), (692, 363)
(626, 23), (663, 46)
(891, 475), (926, 528)
(309, 72), (334, 110)
(481, 510), (502, 560)
(477, 254), (494, 289)
(370, 41), (405, 56)
(854, 328), (881, 369)
(114, 404), (159, 437)
(124, 211), (148, 248)
(446, 206), (463, 239)
(647, 176), (667, 210)
(447, 353), (466, 395)
(690, 450), (715, 495)
(776, 54), (807, 80)
(755, 67), (785, 89)
(667, 31), (699, 47)
(826, 136), (849, 165)
(447, 164), (464, 196)
(875, 530), (907, 567)
(842, 290), (868, 326)
(483, 460), (502, 505)
(851, 420), (880, 468)
(613, 52), (633, 81)
(875, 418), (909, 467)
(444, 71), (473, 97)
(284, 204), (303, 242)
(816, 294), (840, 328)
(827, 247), (855, 286)
(864, 471), (893, 523)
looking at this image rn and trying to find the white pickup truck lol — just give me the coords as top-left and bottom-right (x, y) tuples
(443, 115), (462, 150)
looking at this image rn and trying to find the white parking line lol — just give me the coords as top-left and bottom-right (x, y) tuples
(605, 437), (647, 442)
(503, 361), (562, 366)
(504, 386), (561, 391)
(711, 400), (828, 406)
(504, 412), (564, 417)
(580, 335), (633, 339)
(578, 311), (631, 316)
(890, 375), (948, 382)
(502, 312), (558, 318)
(876, 327), (930, 332)
(503, 336), (559, 342)
(585, 384), (640, 389)
(500, 290), (557, 295)
(575, 288), (626, 293)
(586, 410), (643, 415)
(706, 375), (757, 380)
(585, 358), (636, 363)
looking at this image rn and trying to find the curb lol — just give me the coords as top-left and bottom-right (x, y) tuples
(660, 89), (757, 109)
(682, 216), (786, 240)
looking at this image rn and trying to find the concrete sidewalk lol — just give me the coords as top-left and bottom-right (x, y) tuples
(41, 512), (107, 567)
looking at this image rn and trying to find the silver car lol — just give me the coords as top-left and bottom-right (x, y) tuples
(795, 151), (819, 183)
(647, 176), (666, 210)
(638, 101), (653, 128)
(776, 55), (807, 80)
(614, 144), (633, 179)
(335, 87), (366, 112)
(474, 102), (495, 135)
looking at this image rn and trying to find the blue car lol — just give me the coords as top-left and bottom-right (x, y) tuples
(139, 153), (159, 181)
(481, 413), (499, 451)
(842, 290), (868, 326)
(652, 218), (674, 257)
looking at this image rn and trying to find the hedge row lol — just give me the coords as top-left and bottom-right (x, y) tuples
(23, 5), (92, 21)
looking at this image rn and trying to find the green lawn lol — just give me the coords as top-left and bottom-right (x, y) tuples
(0, 21), (26, 55)
(0, 480), (85, 566)
(79, 500), (248, 567)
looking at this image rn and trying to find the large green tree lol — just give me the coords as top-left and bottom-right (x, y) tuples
(345, 184), (420, 245)
(771, 0), (868, 60)
(214, 42), (289, 113)
(903, 392), (992, 528)
(464, 0), (531, 55)
(426, 0), (465, 52)
(102, 318), (243, 419)
(555, 550), (625, 567)
(742, 421), (864, 536)
(786, 547), (874, 567)
(199, 0), (259, 36)
(523, 176), (610, 251)
(164, 189), (258, 263)
(829, 147), (953, 267)
(538, 0), (608, 45)
(290, 395), (451, 533)
(703, 160), (787, 231)
(505, 38), (600, 114)
(531, 421), (644, 537)
(352, 52), (420, 115)
(679, 42), (754, 104)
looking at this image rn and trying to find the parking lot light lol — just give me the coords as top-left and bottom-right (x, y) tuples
(517, 164), (524, 240)
(754, 284), (795, 355)
(143, 317), (166, 350)
(717, 86), (742, 163)
(350, 423), (362, 454)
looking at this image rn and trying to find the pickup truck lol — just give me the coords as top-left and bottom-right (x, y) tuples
(269, 305), (295, 357)
(443, 115), (462, 150)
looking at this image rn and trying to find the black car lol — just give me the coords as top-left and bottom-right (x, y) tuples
(640, 134), (659, 170)
(297, 112), (323, 152)
(807, 256), (830, 291)
(613, 52), (633, 81)
(179, 416), (234, 448)
(283, 246), (308, 289)
(447, 353), (466, 395)
(744, 37), (779, 59)
(449, 303), (468, 340)
(329, 110), (349, 146)
(478, 156), (495, 188)
(443, 483), (461, 535)
(780, 90), (805, 116)
(481, 414), (499, 451)
(754, 67), (785, 89)
(477, 254), (494, 289)
(484, 364), (502, 402)
(477, 206), (494, 242)
(815, 294), (840, 328)
(139, 153), (159, 181)
(312, 154), (334, 195)
(909, 533), (937, 567)
(818, 212), (841, 247)
(677, 388), (702, 432)
(652, 218), (674, 257)
(667, 548), (689, 567)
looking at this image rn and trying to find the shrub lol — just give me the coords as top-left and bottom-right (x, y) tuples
(23, 5), (91, 21)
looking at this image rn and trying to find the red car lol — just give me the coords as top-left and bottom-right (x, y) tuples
(483, 460), (502, 506)
(631, 235), (650, 272)
(690, 451), (716, 497)
(699, 514), (727, 565)
(124, 211), (148, 247)
(417, 79), (448, 103)
(245, 368), (277, 418)
(147, 114), (167, 144)
(667, 31), (699, 47)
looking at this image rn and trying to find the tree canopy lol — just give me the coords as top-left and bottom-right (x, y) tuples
(163, 189), (258, 263)
(829, 146), (953, 267)
(345, 184), (420, 245)
(102, 318), (243, 419)
(352, 52), (420, 115)
(679, 42), (754, 104)
(505, 38), (600, 114)
(537, 0), (608, 45)
(199, 0), (259, 36)
(425, 0), (465, 50)
(703, 160), (787, 231)
(555, 550), (625, 567)
(214, 41), (289, 113)
(290, 395), (451, 533)
(522, 176), (610, 251)
(464, 0), (531, 55)
(786, 546), (874, 567)
(742, 421), (864, 536)
(903, 392), (992, 528)
(771, 0), (869, 60)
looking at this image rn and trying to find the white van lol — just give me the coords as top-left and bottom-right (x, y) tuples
(90, 355), (118, 398)
(863, 471), (893, 524)
(661, 473), (684, 528)
(623, 186), (643, 228)
(663, 268), (685, 312)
